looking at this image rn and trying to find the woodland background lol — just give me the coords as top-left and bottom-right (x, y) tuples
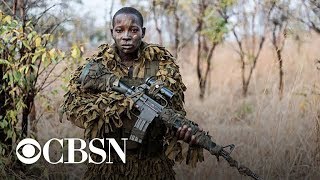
(1, 0), (320, 179)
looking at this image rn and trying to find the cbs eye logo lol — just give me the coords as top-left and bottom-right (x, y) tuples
(16, 138), (41, 164)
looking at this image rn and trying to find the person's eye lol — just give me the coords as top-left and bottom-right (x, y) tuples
(131, 28), (139, 33)
(115, 29), (123, 33)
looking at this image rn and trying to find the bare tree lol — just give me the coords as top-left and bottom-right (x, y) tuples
(103, 0), (114, 44)
(173, 0), (180, 57)
(195, 0), (209, 99)
(193, 0), (231, 99)
(152, 0), (163, 45)
(227, 0), (273, 97)
(270, 1), (289, 99)
(161, 0), (180, 57)
(298, 0), (320, 34)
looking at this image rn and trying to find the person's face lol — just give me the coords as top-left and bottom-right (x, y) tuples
(111, 13), (145, 54)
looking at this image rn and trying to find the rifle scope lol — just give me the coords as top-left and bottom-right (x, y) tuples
(145, 77), (175, 99)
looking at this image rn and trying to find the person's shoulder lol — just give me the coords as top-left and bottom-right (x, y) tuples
(97, 43), (111, 55)
(141, 42), (175, 62)
(85, 43), (114, 64)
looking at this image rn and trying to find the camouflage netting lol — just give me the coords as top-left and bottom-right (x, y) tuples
(61, 42), (204, 179)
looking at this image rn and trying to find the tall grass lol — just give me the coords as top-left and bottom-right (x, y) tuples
(175, 35), (320, 180)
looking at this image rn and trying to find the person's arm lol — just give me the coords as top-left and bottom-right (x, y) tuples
(61, 58), (130, 139)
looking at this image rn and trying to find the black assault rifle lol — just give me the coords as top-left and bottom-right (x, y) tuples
(112, 77), (261, 180)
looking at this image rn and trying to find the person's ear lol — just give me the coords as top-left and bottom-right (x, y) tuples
(110, 28), (116, 41)
(142, 27), (146, 38)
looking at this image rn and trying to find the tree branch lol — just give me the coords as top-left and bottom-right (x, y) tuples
(33, 4), (59, 26)
(36, 62), (58, 94)
(177, 25), (200, 52)
(40, 66), (67, 91)
(1, 0), (14, 15)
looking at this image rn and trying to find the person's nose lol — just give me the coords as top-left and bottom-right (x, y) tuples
(122, 31), (132, 41)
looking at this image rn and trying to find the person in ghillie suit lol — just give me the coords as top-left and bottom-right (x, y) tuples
(61, 7), (204, 180)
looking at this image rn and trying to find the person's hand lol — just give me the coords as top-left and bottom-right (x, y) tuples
(176, 125), (203, 145)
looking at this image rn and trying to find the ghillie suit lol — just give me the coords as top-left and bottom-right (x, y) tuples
(61, 42), (204, 179)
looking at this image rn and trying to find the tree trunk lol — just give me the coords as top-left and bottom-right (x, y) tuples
(18, 0), (26, 31)
(0, 65), (8, 146)
(30, 101), (38, 136)
(152, 0), (163, 45)
(196, 32), (202, 97)
(241, 56), (248, 96)
(173, 0), (179, 58)
(22, 93), (34, 138)
(21, 102), (29, 138)
(0, 50), (12, 150)
(276, 48), (284, 99)
(272, 24), (285, 100)
(199, 43), (216, 99)
(13, 0), (18, 16)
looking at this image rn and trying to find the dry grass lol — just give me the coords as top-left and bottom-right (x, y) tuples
(35, 33), (320, 179)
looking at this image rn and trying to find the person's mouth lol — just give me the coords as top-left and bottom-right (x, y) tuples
(121, 44), (134, 49)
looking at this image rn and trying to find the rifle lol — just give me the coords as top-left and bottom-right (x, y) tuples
(112, 77), (262, 180)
